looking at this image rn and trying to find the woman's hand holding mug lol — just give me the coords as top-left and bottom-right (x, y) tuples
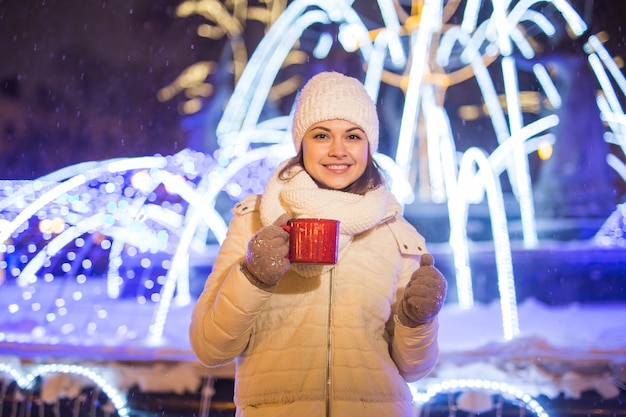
(241, 217), (291, 291)
(242, 217), (340, 291)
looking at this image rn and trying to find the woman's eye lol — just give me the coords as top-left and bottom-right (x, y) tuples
(347, 134), (362, 140)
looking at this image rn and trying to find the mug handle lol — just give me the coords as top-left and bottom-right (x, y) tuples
(280, 225), (291, 259)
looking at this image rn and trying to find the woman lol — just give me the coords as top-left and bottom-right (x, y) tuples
(189, 71), (447, 416)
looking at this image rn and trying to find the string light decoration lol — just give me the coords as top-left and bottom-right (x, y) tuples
(158, 0), (298, 115)
(595, 203), (626, 247)
(410, 378), (550, 417)
(0, 362), (129, 416)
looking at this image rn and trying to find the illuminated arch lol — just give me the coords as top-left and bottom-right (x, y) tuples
(411, 378), (550, 417)
(0, 363), (129, 417)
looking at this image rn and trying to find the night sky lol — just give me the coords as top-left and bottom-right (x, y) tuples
(0, 0), (214, 178)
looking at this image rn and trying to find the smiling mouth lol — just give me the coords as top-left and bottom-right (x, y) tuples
(325, 164), (350, 170)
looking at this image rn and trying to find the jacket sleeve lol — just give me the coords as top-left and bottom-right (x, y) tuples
(386, 217), (440, 382)
(391, 310), (439, 381)
(189, 195), (272, 367)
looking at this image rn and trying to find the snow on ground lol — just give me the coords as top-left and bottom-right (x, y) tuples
(1, 280), (625, 402)
(432, 298), (626, 399)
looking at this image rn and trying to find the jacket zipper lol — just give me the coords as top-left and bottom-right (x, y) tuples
(325, 267), (335, 417)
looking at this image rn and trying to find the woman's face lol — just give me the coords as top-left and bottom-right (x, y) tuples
(301, 119), (369, 190)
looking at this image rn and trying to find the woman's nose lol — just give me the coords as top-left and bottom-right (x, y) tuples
(328, 138), (347, 157)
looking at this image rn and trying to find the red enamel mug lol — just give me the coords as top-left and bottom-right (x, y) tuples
(281, 218), (340, 264)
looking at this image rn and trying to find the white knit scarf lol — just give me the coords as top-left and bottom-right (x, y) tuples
(259, 164), (403, 277)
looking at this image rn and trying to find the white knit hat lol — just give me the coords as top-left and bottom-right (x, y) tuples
(292, 72), (379, 154)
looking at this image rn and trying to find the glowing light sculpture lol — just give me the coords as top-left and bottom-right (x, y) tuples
(411, 378), (550, 417)
(216, 0), (373, 147)
(0, 363), (129, 416)
(0, 151), (232, 344)
(585, 34), (626, 247)
(395, 0), (442, 178)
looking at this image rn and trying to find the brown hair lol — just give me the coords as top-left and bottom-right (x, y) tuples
(277, 150), (385, 195)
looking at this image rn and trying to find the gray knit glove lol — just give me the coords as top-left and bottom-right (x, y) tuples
(397, 253), (447, 327)
(241, 216), (291, 291)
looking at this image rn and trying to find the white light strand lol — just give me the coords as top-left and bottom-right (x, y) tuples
(410, 378), (550, 417)
(607, 154), (626, 183)
(439, 135), (474, 308)
(502, 56), (538, 248)
(377, 0), (406, 67)
(396, 0), (442, 176)
(148, 144), (292, 339)
(17, 215), (105, 287)
(0, 174), (87, 245)
(0, 363), (129, 416)
(533, 63), (562, 109)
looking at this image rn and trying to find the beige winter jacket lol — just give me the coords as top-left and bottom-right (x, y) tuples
(190, 194), (440, 417)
